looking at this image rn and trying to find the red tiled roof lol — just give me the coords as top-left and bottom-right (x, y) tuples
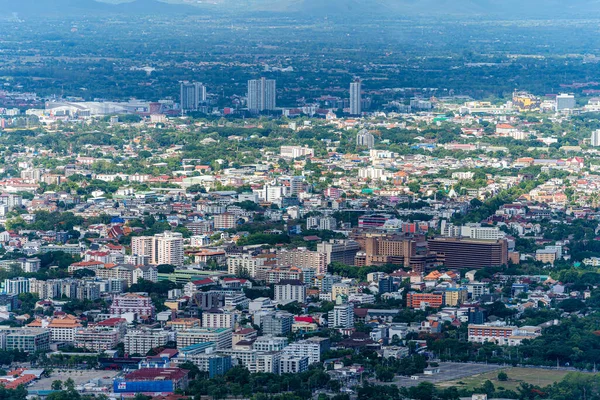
(97, 317), (126, 326)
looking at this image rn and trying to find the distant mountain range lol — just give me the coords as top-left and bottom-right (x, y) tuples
(238, 0), (600, 18)
(0, 0), (597, 19)
(0, 0), (201, 17)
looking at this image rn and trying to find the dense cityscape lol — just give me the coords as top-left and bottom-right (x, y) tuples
(0, 1), (600, 400)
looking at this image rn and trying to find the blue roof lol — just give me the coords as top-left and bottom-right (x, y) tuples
(180, 342), (215, 353)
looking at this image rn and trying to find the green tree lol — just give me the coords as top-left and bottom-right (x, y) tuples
(64, 378), (75, 392)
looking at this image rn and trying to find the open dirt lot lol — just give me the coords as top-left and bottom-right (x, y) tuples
(387, 362), (504, 388)
(437, 366), (592, 391)
(28, 369), (121, 391)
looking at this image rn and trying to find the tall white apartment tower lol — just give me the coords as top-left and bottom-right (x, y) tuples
(131, 236), (155, 259)
(154, 231), (184, 267)
(132, 232), (185, 267)
(592, 129), (600, 147)
(180, 81), (207, 112)
(349, 79), (362, 115)
(248, 78), (276, 112)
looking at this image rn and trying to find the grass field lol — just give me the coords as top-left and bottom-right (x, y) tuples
(437, 367), (582, 391)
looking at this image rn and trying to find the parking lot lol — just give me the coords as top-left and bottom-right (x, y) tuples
(389, 362), (504, 388)
(28, 369), (121, 391)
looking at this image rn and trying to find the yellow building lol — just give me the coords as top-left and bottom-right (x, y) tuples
(443, 288), (468, 306)
(535, 251), (556, 265)
(331, 283), (351, 301)
(166, 318), (201, 331)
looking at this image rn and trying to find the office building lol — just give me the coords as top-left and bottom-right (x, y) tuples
(410, 98), (433, 110)
(261, 312), (294, 336)
(468, 324), (541, 346)
(317, 239), (360, 266)
(592, 130), (600, 147)
(110, 293), (155, 319)
(406, 292), (443, 309)
(319, 217), (336, 231)
(358, 214), (391, 229)
(252, 335), (288, 352)
(274, 280), (306, 303)
(314, 274), (340, 293)
(263, 267), (303, 284)
(155, 232), (184, 267)
(133, 265), (158, 284)
(227, 255), (266, 277)
(282, 337), (329, 364)
(175, 343), (232, 378)
(556, 93), (576, 111)
(349, 79), (362, 115)
(378, 276), (395, 294)
(279, 355), (309, 374)
(359, 234), (419, 267)
(214, 213), (237, 230)
(252, 352), (281, 374)
(356, 129), (375, 148)
(29, 279), (60, 299)
(176, 328), (233, 349)
(468, 308), (487, 325)
(535, 249), (557, 265)
(427, 237), (508, 269)
(328, 303), (354, 328)
(306, 216), (337, 231)
(0, 294), (17, 312)
(202, 309), (239, 329)
(217, 348), (257, 369)
(167, 318), (201, 331)
(74, 328), (120, 351)
(131, 232), (184, 267)
(5, 329), (50, 352)
(466, 282), (490, 300)
(27, 314), (82, 343)
(441, 222), (503, 241)
(232, 328), (258, 346)
(443, 287), (468, 306)
(247, 78), (276, 112)
(280, 146), (314, 159)
(3, 277), (30, 295)
(277, 249), (327, 275)
(124, 328), (169, 356)
(331, 283), (351, 301)
(180, 81), (207, 112)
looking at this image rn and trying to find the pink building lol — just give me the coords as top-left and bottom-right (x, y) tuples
(110, 293), (155, 319)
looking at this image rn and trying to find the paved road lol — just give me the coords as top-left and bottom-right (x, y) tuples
(386, 362), (504, 388)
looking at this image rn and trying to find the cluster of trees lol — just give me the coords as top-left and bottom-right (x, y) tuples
(357, 382), (460, 400)
(60, 298), (107, 315)
(128, 279), (182, 313)
(184, 365), (336, 400)
(0, 349), (29, 365)
(357, 372), (600, 400)
(375, 355), (428, 381)
(42, 353), (99, 369)
(427, 313), (600, 370)
(0, 386), (27, 400)
(45, 378), (103, 400)
(7, 211), (83, 232)
(453, 178), (543, 225)
(237, 233), (291, 246)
